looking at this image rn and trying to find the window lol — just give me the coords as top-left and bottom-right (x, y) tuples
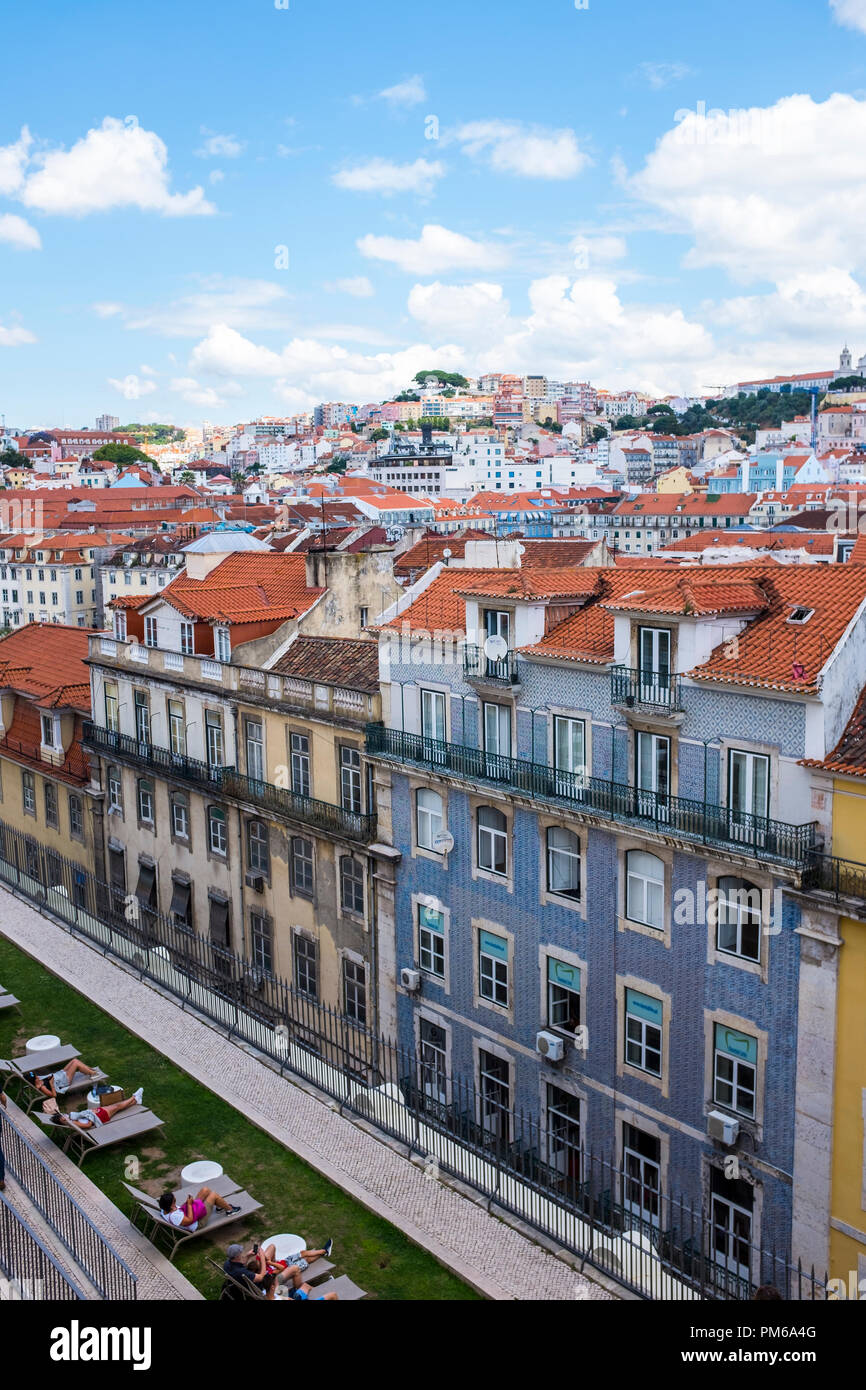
(114, 610), (127, 641)
(294, 934), (318, 999)
(419, 1018), (448, 1107)
(144, 615), (158, 648)
(108, 847), (126, 902)
(625, 988), (663, 1077)
(245, 718), (264, 782)
(625, 850), (664, 930)
(164, 790), (187, 839)
(290, 732), (310, 797)
(22, 771), (35, 815)
(340, 746), (362, 814)
(291, 836), (314, 896)
(713, 1024), (757, 1118)
(170, 877), (192, 931)
(135, 861), (157, 912)
(209, 895), (230, 951)
(41, 714), (56, 748)
(103, 681), (119, 732)
(418, 903), (445, 978)
(728, 749), (769, 821)
(44, 782), (59, 828)
(168, 700), (186, 757)
(205, 711), (224, 769)
(214, 627), (231, 662)
(340, 856), (364, 915)
(638, 626), (672, 683)
(623, 1123), (661, 1227)
(209, 806), (228, 856)
(251, 910), (273, 976)
(553, 715), (585, 791)
(546, 826), (581, 900)
(420, 688), (446, 742)
(359, 607), (369, 628)
(484, 608), (511, 646)
(134, 690), (150, 746)
(547, 1085), (581, 1181)
(180, 621), (194, 655)
(547, 957), (581, 1033)
(343, 959), (367, 1025)
(483, 701), (511, 758)
(715, 878), (762, 962)
(75, 590), (84, 606)
(710, 1168), (753, 1283)
(74, 568), (83, 582)
(479, 1049), (510, 1142)
(108, 765), (123, 813)
(478, 929), (509, 1008)
(137, 779), (154, 824)
(416, 786), (443, 851)
(247, 819), (270, 875)
(477, 804), (508, 876)
(636, 731), (670, 815)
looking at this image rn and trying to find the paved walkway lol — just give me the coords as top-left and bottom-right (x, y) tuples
(0, 889), (614, 1301)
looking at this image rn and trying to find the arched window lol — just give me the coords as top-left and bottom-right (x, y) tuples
(625, 850), (664, 929)
(416, 787), (444, 851)
(477, 805), (508, 876)
(546, 827), (581, 900)
(247, 819), (270, 874)
(340, 856), (365, 915)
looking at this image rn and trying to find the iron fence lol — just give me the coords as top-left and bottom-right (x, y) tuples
(0, 735), (89, 783)
(0, 1191), (86, 1300)
(611, 666), (683, 712)
(0, 816), (827, 1302)
(803, 848), (866, 907)
(463, 644), (521, 685)
(366, 723), (817, 868)
(0, 1107), (138, 1300)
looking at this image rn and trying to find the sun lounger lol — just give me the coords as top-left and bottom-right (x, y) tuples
(305, 1275), (367, 1301)
(124, 1177), (262, 1260)
(10, 1044), (80, 1076)
(0, 994), (21, 1015)
(60, 1106), (165, 1166)
(208, 1255), (335, 1301)
(1, 1059), (109, 1114)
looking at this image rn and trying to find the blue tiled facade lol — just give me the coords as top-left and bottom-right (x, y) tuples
(378, 646), (813, 1269)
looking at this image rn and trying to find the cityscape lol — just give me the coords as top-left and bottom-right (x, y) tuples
(0, 0), (865, 1350)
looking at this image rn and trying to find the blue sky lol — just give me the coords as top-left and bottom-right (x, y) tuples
(3, 0), (866, 426)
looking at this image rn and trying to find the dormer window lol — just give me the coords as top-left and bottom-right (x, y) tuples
(215, 627), (231, 663)
(114, 610), (127, 641)
(787, 606), (814, 625)
(144, 616), (159, 649)
(41, 714), (58, 749)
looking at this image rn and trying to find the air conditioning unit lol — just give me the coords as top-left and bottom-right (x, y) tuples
(707, 1110), (740, 1146)
(536, 1030), (565, 1062)
(401, 967), (421, 993)
(245, 873), (265, 893)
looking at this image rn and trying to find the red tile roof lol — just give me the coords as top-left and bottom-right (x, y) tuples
(801, 685), (866, 777)
(271, 636), (380, 693)
(153, 552), (323, 625)
(0, 624), (94, 712)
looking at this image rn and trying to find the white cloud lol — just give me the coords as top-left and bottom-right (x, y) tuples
(831, 0), (866, 34)
(324, 276), (375, 298)
(357, 223), (508, 274)
(92, 302), (124, 318)
(195, 130), (245, 158)
(569, 234), (628, 267)
(107, 373), (158, 400)
(454, 121), (588, 179)
(378, 75), (427, 107)
(0, 321), (36, 347)
(332, 158), (444, 195)
(407, 281), (510, 336)
(20, 117), (215, 217)
(635, 62), (693, 89)
(630, 92), (866, 281)
(0, 214), (40, 250)
(0, 128), (32, 196)
(125, 277), (290, 336)
(170, 376), (242, 407)
(209, 169), (225, 185)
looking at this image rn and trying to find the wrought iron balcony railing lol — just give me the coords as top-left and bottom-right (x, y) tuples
(802, 850), (866, 906)
(0, 735), (90, 784)
(463, 644), (521, 685)
(611, 666), (683, 712)
(366, 723), (816, 868)
(83, 722), (377, 842)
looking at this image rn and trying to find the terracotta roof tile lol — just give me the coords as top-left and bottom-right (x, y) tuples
(0, 624), (94, 712)
(153, 552), (323, 625)
(271, 636), (379, 693)
(802, 685), (866, 777)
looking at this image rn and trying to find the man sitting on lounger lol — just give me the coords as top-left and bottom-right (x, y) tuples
(56, 1088), (144, 1129)
(159, 1185), (241, 1232)
(28, 1059), (98, 1100)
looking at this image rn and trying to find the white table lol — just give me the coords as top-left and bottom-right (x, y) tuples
(266, 1232), (306, 1262)
(180, 1160), (225, 1185)
(26, 1034), (60, 1052)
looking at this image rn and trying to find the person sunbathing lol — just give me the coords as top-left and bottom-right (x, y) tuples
(158, 1185), (241, 1231)
(261, 1270), (338, 1301)
(55, 1088), (144, 1129)
(261, 1237), (333, 1275)
(28, 1059), (98, 1100)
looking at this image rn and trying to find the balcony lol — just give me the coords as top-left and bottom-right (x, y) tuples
(83, 722), (377, 842)
(802, 850), (866, 908)
(366, 724), (816, 869)
(611, 667), (683, 714)
(463, 644), (521, 687)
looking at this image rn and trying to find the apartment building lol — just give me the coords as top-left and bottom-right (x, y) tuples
(98, 535), (189, 616)
(367, 560), (866, 1288)
(0, 532), (132, 629)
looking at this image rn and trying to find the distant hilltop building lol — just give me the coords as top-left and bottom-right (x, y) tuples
(730, 347), (866, 397)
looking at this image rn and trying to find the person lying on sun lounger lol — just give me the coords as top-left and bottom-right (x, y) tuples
(261, 1270), (338, 1302)
(158, 1185), (241, 1231)
(27, 1059), (99, 1099)
(54, 1088), (144, 1129)
(259, 1237), (334, 1276)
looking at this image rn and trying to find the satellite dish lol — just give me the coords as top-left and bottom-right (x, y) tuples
(484, 633), (508, 661)
(432, 830), (455, 854)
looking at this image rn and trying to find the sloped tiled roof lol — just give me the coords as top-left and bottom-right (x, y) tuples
(271, 636), (380, 693)
(802, 685), (866, 777)
(0, 624), (94, 712)
(153, 552), (323, 625)
(603, 577), (768, 618)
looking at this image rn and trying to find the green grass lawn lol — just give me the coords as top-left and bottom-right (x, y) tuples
(0, 937), (480, 1301)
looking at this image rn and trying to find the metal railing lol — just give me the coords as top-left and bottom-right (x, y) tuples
(0, 735), (90, 784)
(611, 666), (683, 712)
(463, 644), (521, 685)
(0, 1107), (137, 1300)
(83, 722), (377, 842)
(365, 724), (817, 868)
(0, 814), (824, 1302)
(803, 849), (866, 906)
(0, 1191), (85, 1300)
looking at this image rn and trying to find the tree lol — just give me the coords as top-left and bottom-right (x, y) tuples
(231, 470), (246, 490)
(828, 375), (866, 392)
(590, 425), (608, 442)
(178, 469), (195, 486)
(326, 454), (349, 474)
(92, 443), (154, 465)
(413, 370), (469, 389)
(0, 448), (26, 468)
(370, 428), (389, 442)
